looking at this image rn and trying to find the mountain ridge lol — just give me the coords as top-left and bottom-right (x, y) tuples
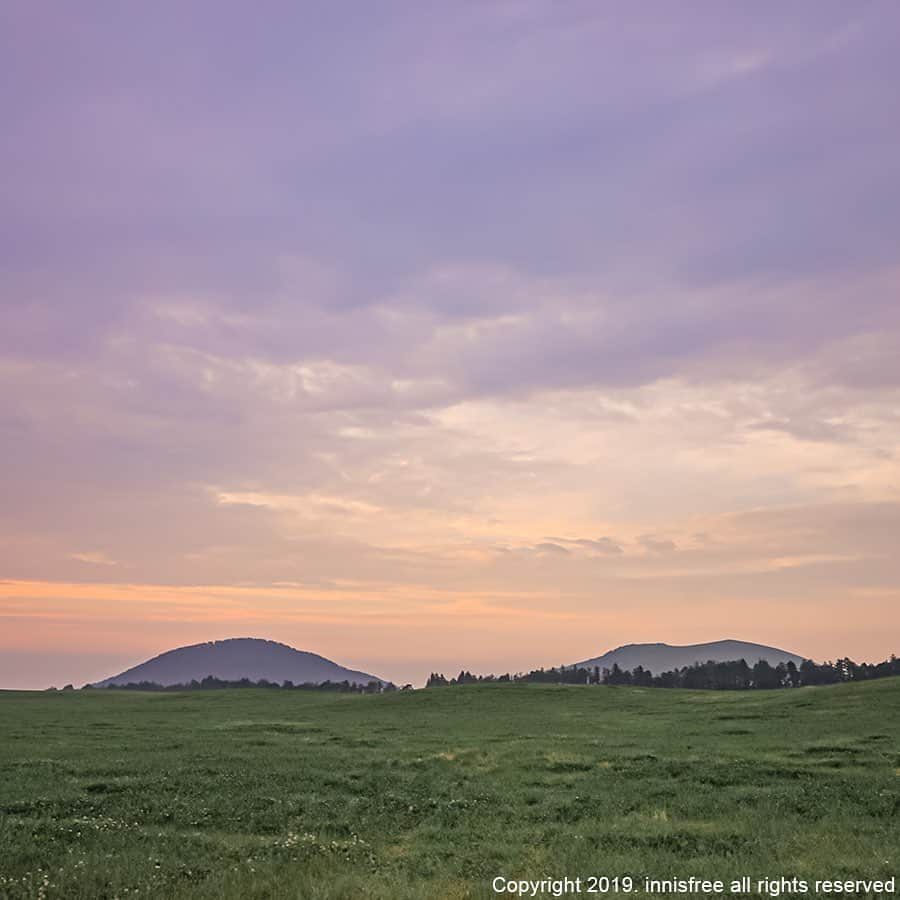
(570, 639), (805, 675)
(91, 638), (385, 688)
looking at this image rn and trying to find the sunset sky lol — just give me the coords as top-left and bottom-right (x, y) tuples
(2, 3), (900, 688)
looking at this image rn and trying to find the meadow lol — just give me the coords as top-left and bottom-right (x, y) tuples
(0, 679), (898, 899)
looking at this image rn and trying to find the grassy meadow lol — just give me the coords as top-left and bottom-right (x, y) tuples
(0, 679), (898, 899)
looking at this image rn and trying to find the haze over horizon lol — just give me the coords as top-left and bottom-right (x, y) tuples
(3, 3), (900, 689)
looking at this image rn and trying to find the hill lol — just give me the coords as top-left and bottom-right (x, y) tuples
(571, 639), (805, 674)
(90, 638), (384, 687)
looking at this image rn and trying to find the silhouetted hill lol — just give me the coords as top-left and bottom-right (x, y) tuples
(91, 638), (384, 687)
(571, 639), (805, 674)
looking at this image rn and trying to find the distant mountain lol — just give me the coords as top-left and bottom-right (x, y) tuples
(91, 638), (385, 688)
(571, 640), (805, 675)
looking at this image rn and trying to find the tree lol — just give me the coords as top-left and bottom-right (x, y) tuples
(752, 660), (779, 690)
(784, 661), (799, 688)
(631, 665), (653, 687)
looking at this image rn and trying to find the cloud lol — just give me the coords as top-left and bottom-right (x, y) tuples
(2, 4), (900, 685)
(638, 536), (678, 554)
(532, 542), (570, 556)
(68, 552), (118, 567)
(746, 417), (853, 444)
(549, 537), (624, 555)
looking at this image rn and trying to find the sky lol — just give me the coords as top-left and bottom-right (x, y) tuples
(2, 2), (900, 688)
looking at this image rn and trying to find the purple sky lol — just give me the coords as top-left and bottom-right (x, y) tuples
(2, 2), (900, 688)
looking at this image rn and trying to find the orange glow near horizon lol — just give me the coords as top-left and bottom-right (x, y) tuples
(3, 576), (898, 689)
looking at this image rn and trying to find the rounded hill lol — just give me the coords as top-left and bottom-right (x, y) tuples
(91, 638), (384, 688)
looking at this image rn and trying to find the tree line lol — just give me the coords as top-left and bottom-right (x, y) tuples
(426, 654), (900, 690)
(71, 676), (404, 693)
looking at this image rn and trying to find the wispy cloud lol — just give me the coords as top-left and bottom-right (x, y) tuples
(68, 552), (119, 567)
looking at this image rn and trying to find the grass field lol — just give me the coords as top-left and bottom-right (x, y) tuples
(1, 679), (898, 899)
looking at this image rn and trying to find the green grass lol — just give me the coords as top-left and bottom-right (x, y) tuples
(1, 680), (898, 899)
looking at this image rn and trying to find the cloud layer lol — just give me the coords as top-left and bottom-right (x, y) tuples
(2, 3), (900, 685)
